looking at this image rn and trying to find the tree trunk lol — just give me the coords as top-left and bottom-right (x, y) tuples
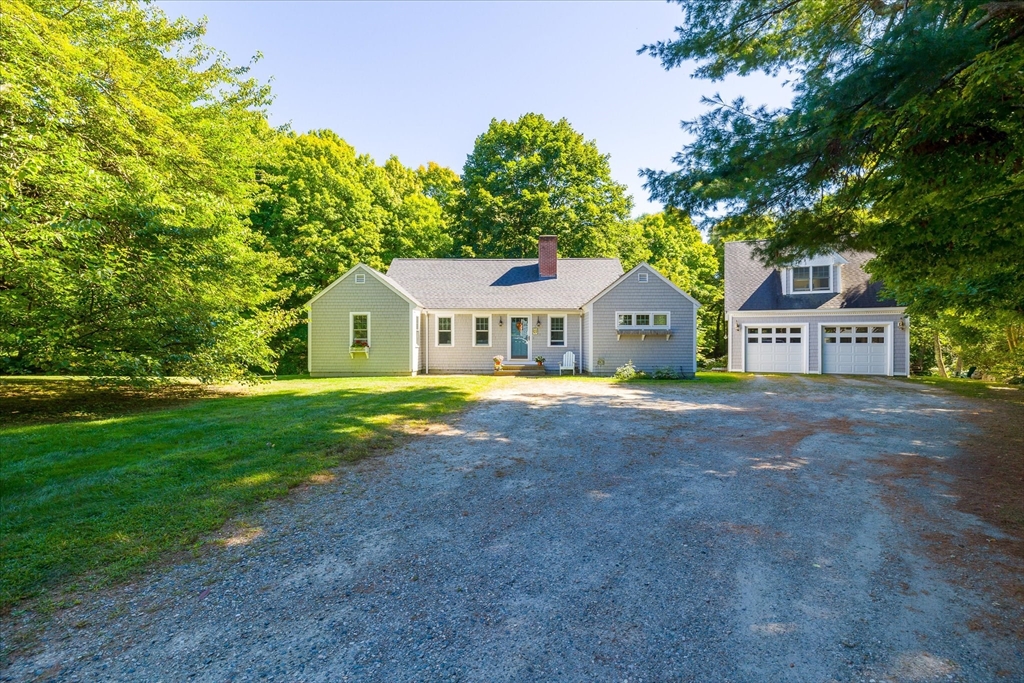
(954, 353), (963, 378)
(934, 331), (948, 378)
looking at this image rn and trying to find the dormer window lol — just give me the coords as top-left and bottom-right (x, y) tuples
(792, 265), (831, 292)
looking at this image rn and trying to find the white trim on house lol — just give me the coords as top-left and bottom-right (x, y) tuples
(585, 303), (594, 373)
(586, 263), (703, 309)
(727, 307), (906, 320)
(578, 312), (584, 370)
(350, 312), (370, 348)
(307, 263), (424, 308)
(904, 315), (911, 376)
(307, 308), (313, 374)
(410, 307), (420, 374)
(547, 314), (567, 347)
(779, 253), (849, 296)
(435, 312), (455, 347)
(693, 304), (698, 373)
(472, 313), (492, 348)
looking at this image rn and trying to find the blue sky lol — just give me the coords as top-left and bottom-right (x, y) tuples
(159, 1), (793, 215)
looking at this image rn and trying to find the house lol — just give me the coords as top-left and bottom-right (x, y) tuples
(307, 236), (701, 377)
(724, 240), (909, 376)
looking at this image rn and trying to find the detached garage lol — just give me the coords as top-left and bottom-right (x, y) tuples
(724, 241), (910, 377)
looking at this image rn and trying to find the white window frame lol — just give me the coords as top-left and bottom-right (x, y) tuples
(472, 314), (491, 347)
(614, 311), (671, 329)
(548, 314), (566, 347)
(637, 272), (649, 283)
(435, 313), (454, 347)
(350, 312), (370, 348)
(354, 273), (366, 284)
(787, 258), (837, 294)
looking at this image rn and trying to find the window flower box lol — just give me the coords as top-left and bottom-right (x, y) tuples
(349, 341), (370, 358)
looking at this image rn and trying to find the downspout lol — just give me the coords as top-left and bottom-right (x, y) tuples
(578, 309), (583, 373)
(424, 310), (429, 375)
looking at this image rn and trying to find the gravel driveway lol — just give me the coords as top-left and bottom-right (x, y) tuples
(3, 376), (1022, 682)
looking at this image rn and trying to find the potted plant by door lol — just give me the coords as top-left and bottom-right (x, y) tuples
(534, 355), (545, 367)
(493, 355), (504, 371)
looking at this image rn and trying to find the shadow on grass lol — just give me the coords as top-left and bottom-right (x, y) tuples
(0, 378), (483, 609)
(0, 377), (233, 426)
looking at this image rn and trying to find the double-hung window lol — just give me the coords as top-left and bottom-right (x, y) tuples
(792, 265), (831, 292)
(474, 316), (490, 346)
(351, 313), (369, 347)
(549, 316), (565, 346)
(436, 316), (453, 346)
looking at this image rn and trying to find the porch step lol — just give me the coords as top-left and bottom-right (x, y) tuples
(494, 365), (547, 377)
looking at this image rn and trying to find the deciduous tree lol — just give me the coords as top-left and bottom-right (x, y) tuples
(455, 114), (633, 258)
(0, 0), (290, 382)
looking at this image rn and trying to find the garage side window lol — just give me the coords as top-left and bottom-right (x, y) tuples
(351, 313), (369, 347)
(437, 316), (453, 346)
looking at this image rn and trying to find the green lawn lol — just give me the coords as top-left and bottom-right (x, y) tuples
(0, 376), (497, 608)
(903, 375), (1024, 406)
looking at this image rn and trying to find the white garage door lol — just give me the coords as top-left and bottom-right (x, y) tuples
(745, 326), (805, 373)
(822, 325), (888, 375)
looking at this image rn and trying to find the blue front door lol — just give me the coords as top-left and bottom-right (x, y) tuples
(510, 316), (530, 360)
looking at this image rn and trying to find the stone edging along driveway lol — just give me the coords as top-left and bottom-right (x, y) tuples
(3, 376), (1022, 682)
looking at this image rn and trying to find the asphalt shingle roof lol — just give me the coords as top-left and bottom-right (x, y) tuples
(386, 258), (624, 310)
(724, 240), (897, 312)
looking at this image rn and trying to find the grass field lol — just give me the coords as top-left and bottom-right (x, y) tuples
(904, 375), (1024, 406)
(0, 376), (498, 608)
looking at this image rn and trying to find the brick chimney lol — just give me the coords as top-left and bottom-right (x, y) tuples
(538, 235), (558, 278)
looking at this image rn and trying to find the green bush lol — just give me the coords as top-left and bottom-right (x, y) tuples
(613, 360), (649, 380)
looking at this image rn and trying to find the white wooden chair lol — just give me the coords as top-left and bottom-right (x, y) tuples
(559, 351), (576, 375)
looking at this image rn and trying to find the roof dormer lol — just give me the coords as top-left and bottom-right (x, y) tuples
(780, 253), (847, 296)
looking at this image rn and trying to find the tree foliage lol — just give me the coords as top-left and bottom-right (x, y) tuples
(454, 113), (633, 258)
(0, 0), (290, 382)
(641, 0), (1024, 318)
(250, 132), (455, 306)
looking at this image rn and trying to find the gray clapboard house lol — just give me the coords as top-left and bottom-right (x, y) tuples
(308, 236), (701, 376)
(725, 240), (909, 376)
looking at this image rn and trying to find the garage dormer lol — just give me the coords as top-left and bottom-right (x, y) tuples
(780, 253), (848, 296)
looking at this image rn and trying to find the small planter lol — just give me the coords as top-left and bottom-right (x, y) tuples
(349, 345), (370, 359)
(534, 356), (546, 367)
